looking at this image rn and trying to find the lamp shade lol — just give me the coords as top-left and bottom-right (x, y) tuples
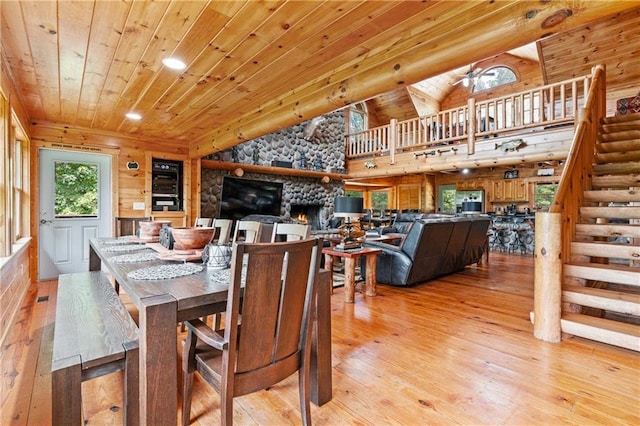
(334, 196), (364, 217)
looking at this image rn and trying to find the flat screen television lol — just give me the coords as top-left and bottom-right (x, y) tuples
(219, 176), (283, 221)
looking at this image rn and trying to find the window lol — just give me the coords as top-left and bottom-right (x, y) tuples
(371, 190), (389, 214)
(1, 92), (31, 256)
(534, 183), (558, 211)
(13, 140), (23, 238)
(438, 184), (457, 214)
(473, 66), (517, 92)
(54, 161), (99, 217)
(347, 102), (367, 134)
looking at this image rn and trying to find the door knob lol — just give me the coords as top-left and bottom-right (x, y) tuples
(40, 219), (53, 224)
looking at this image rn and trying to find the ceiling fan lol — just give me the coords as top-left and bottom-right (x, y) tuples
(452, 65), (495, 87)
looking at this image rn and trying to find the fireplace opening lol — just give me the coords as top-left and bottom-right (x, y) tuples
(290, 204), (323, 230)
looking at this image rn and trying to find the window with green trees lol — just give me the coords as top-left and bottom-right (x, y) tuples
(55, 161), (99, 217)
(371, 191), (389, 214)
(534, 183), (558, 211)
(438, 184), (457, 214)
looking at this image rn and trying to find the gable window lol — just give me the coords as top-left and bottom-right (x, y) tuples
(347, 102), (368, 134)
(473, 66), (517, 92)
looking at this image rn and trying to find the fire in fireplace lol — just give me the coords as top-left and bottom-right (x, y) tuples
(289, 204), (323, 230)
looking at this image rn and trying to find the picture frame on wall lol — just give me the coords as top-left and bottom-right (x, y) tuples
(504, 170), (519, 179)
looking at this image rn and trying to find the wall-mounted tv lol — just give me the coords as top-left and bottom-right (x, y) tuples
(219, 176), (283, 221)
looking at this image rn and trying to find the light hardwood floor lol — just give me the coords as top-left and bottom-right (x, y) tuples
(2, 252), (639, 425)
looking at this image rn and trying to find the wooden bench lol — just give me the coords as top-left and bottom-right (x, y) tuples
(51, 271), (139, 425)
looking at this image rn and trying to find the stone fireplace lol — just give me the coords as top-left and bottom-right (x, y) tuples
(200, 111), (346, 230)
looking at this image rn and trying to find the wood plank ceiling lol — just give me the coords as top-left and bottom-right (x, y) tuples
(1, 1), (638, 158)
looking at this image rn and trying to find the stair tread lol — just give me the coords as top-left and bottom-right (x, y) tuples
(594, 150), (640, 165)
(603, 113), (640, 124)
(564, 261), (640, 287)
(566, 260), (640, 274)
(592, 162), (640, 175)
(570, 241), (640, 262)
(591, 174), (640, 189)
(563, 285), (640, 303)
(562, 312), (640, 337)
(583, 189), (640, 202)
(579, 206), (640, 219)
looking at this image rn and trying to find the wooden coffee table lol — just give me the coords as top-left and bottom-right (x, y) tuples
(322, 246), (382, 303)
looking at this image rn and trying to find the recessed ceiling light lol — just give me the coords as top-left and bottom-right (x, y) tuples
(461, 168), (470, 174)
(125, 112), (142, 120)
(162, 57), (186, 70)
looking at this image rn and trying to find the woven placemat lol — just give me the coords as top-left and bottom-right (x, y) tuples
(102, 244), (147, 253)
(128, 263), (203, 280)
(208, 267), (247, 286)
(103, 238), (142, 246)
(110, 252), (158, 263)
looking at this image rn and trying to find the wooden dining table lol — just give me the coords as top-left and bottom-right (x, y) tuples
(89, 238), (332, 425)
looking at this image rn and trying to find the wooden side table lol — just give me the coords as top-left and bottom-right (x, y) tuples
(322, 246), (382, 303)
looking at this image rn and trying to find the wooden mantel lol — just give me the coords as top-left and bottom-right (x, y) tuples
(201, 160), (346, 183)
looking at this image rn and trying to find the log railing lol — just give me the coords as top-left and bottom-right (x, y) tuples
(532, 64), (607, 342)
(345, 74), (592, 159)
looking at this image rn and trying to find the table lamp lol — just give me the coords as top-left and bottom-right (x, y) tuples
(333, 196), (364, 250)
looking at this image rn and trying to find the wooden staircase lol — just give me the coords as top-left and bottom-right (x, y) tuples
(560, 112), (640, 351)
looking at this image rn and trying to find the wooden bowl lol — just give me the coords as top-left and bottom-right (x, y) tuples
(171, 227), (215, 250)
(138, 220), (171, 237)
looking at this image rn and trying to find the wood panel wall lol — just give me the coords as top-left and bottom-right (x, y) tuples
(0, 241), (30, 347)
(539, 7), (640, 115)
(1, 56), (34, 346)
(366, 88), (418, 127)
(28, 122), (191, 278)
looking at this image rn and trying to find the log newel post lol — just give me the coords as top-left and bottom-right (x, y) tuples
(533, 212), (562, 342)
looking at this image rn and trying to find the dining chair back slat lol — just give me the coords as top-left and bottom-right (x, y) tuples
(270, 222), (311, 242)
(232, 220), (263, 243)
(194, 217), (213, 227)
(212, 218), (233, 244)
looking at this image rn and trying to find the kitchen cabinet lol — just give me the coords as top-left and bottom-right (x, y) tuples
(456, 179), (484, 190)
(490, 179), (528, 202)
(514, 180), (529, 201)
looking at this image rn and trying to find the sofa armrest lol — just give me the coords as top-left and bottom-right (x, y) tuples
(362, 240), (402, 253)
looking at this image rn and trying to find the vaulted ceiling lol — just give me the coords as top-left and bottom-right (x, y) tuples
(1, 1), (638, 158)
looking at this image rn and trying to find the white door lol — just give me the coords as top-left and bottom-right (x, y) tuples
(38, 149), (112, 280)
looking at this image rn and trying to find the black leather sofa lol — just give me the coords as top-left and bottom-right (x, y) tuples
(362, 216), (490, 286)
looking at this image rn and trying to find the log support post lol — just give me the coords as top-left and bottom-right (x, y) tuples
(467, 98), (476, 154)
(389, 118), (397, 165)
(533, 212), (562, 342)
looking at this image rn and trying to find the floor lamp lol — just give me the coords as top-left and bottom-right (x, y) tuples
(333, 196), (364, 250)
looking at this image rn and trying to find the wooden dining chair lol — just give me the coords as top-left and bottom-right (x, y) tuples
(115, 216), (150, 237)
(181, 238), (322, 426)
(270, 222), (311, 242)
(193, 217), (213, 227)
(212, 218), (233, 244)
(231, 220), (263, 243)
